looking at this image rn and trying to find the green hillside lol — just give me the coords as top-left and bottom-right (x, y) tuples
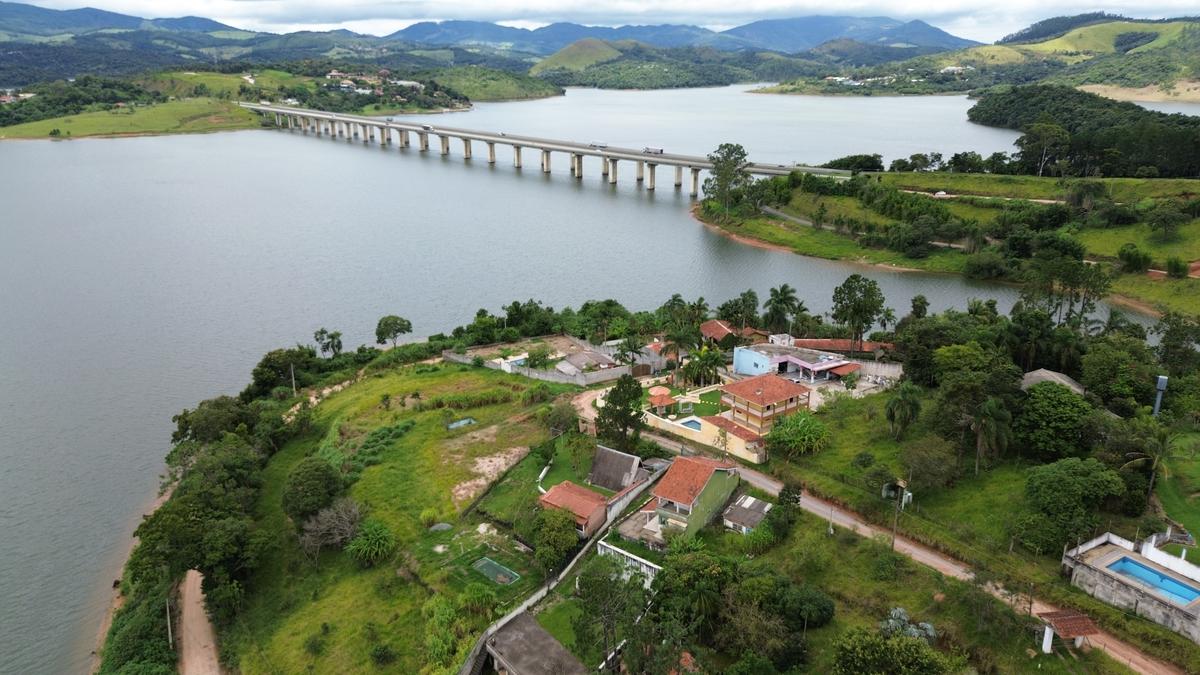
(530, 38), (622, 74)
(1023, 20), (1192, 55)
(431, 66), (563, 100)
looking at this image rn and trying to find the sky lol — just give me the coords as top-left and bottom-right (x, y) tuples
(21, 0), (1200, 42)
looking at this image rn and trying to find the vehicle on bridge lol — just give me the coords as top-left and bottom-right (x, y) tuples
(589, 142), (608, 149)
(643, 147), (664, 155)
(422, 124), (434, 131)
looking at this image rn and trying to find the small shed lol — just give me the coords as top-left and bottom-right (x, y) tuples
(1037, 610), (1099, 653)
(648, 393), (677, 415)
(722, 494), (773, 534)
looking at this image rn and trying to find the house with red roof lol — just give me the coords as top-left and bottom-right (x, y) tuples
(721, 373), (811, 436)
(652, 456), (739, 535)
(539, 481), (608, 538)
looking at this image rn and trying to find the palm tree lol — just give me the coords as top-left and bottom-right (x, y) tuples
(614, 335), (644, 370)
(663, 326), (700, 386)
(885, 382), (922, 440)
(686, 345), (725, 387)
(879, 307), (897, 332)
(1122, 429), (1195, 508)
(763, 284), (799, 333)
(970, 397), (1012, 476)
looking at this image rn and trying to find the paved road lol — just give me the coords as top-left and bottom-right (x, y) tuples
(571, 387), (1181, 674)
(179, 570), (222, 675)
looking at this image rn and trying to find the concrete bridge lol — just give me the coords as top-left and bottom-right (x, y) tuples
(240, 102), (850, 197)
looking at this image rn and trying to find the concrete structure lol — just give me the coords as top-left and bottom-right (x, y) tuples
(1062, 532), (1200, 643)
(721, 373), (811, 436)
(485, 613), (589, 675)
(643, 411), (767, 464)
(723, 494), (774, 534)
(1038, 610), (1099, 654)
(241, 102), (851, 199)
(555, 350), (617, 376)
(733, 344), (861, 384)
(539, 481), (607, 538)
(597, 538), (661, 588)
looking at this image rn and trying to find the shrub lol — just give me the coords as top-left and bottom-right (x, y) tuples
(346, 519), (397, 567)
(471, 355), (484, 367)
(419, 508), (439, 527)
(534, 508), (579, 572)
(282, 456), (342, 525)
(765, 412), (830, 459)
(304, 633), (326, 655)
(299, 498), (363, 559)
(370, 644), (397, 666)
(1118, 243), (1153, 273)
(852, 451), (876, 469)
(1166, 257), (1189, 279)
(963, 251), (1008, 279)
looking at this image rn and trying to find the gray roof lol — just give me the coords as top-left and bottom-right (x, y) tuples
(565, 350), (615, 369)
(1022, 368), (1085, 396)
(488, 613), (589, 675)
(589, 445), (642, 492)
(723, 494), (773, 530)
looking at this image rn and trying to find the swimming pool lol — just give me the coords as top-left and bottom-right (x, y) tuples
(680, 419), (702, 431)
(1107, 556), (1200, 605)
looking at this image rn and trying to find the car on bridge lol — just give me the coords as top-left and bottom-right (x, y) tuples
(589, 142), (608, 149)
(643, 147), (664, 155)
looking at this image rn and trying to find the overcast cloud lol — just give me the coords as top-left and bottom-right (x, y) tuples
(21, 0), (1200, 42)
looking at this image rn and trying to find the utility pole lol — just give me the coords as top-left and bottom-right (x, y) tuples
(165, 594), (173, 645)
(290, 362), (297, 396)
(1153, 375), (1168, 417)
(891, 471), (912, 551)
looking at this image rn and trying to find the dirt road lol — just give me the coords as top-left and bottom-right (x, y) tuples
(179, 570), (221, 675)
(572, 388), (1182, 674)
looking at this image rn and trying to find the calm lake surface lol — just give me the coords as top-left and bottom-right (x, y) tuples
(0, 85), (1140, 674)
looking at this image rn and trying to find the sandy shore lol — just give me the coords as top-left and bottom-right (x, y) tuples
(1080, 82), (1200, 104)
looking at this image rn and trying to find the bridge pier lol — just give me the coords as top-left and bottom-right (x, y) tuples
(487, 142), (496, 164)
(690, 167), (701, 197)
(541, 150), (551, 173)
(608, 159), (618, 184)
(418, 132), (429, 152)
(513, 146), (523, 168)
(574, 154), (583, 179)
(647, 163), (657, 190)
(379, 126), (389, 146)
(601, 158), (609, 177)
(674, 165), (683, 188)
(366, 125), (374, 144)
(462, 138), (472, 159)
(636, 160), (644, 182)
(439, 135), (450, 156)
(399, 130), (409, 148)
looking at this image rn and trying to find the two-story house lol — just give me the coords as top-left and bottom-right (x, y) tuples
(720, 373), (811, 436)
(651, 456), (739, 536)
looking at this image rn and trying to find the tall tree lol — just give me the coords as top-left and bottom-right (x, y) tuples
(1016, 121), (1070, 177)
(573, 556), (647, 671)
(596, 374), (644, 453)
(704, 143), (751, 216)
(970, 398), (1012, 476)
(663, 325), (700, 385)
(375, 315), (412, 347)
(763, 284), (800, 334)
(831, 275), (885, 351)
(1121, 427), (1194, 508)
(614, 334), (644, 370)
(885, 382), (922, 440)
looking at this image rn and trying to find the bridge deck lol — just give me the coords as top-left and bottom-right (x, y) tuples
(241, 102), (850, 179)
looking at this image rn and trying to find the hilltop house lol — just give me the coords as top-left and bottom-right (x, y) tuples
(721, 373), (811, 437)
(652, 456), (739, 535)
(539, 481), (607, 538)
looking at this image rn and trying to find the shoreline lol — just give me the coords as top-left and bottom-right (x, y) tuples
(689, 205), (1164, 318)
(88, 486), (172, 673)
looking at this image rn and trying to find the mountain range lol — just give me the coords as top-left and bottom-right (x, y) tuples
(0, 0), (976, 55)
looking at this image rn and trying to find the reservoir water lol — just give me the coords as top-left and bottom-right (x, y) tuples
(0, 85), (1138, 674)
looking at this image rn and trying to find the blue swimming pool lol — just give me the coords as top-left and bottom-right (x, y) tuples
(680, 419), (702, 431)
(1107, 556), (1200, 605)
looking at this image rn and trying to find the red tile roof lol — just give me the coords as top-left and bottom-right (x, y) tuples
(648, 393), (677, 408)
(722, 373), (810, 406)
(788, 338), (894, 352)
(652, 456), (735, 506)
(830, 363), (861, 377)
(702, 415), (761, 442)
(700, 319), (736, 342)
(1039, 611), (1099, 639)
(539, 481), (606, 525)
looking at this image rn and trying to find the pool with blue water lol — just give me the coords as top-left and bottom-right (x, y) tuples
(1107, 556), (1200, 605)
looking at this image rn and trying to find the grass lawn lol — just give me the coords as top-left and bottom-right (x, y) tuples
(430, 67), (563, 101)
(1157, 433), (1200, 537)
(1109, 274), (1200, 316)
(1077, 219), (1200, 263)
(877, 172), (1200, 202)
(0, 98), (258, 139)
(713, 214), (969, 274)
(475, 432), (607, 526)
(140, 69), (313, 98)
(220, 364), (572, 674)
(784, 191), (895, 227)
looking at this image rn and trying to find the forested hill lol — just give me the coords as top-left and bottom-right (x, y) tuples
(968, 85), (1200, 178)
